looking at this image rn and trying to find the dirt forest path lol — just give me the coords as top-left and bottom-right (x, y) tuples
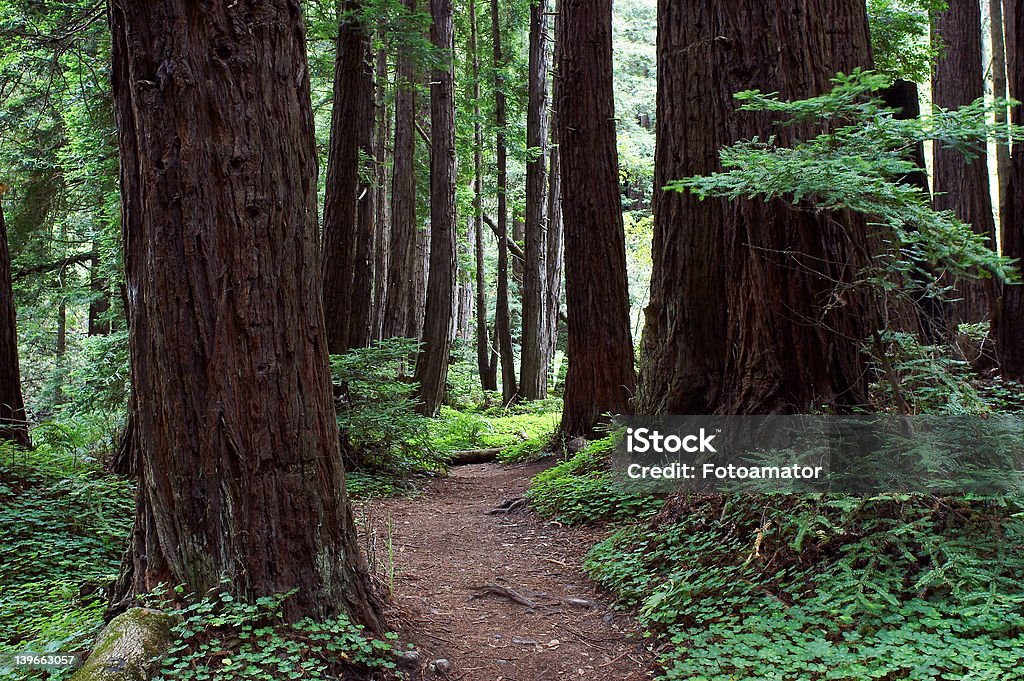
(359, 461), (655, 681)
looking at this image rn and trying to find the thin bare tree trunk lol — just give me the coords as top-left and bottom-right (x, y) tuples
(520, 0), (551, 400)
(414, 0), (458, 416)
(491, 0), (518, 404)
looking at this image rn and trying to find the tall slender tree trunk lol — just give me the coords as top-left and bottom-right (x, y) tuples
(544, 0), (564, 387)
(993, 0), (1012, 228)
(0, 196), (30, 449)
(384, 0), (419, 340)
(470, 0), (498, 391)
(637, 0), (874, 416)
(491, 0), (518, 404)
(998, 0), (1024, 379)
(933, 0), (997, 326)
(556, 0), (635, 436)
(456, 215), (475, 342)
(520, 0), (551, 401)
(323, 0), (376, 354)
(414, 0), (458, 416)
(108, 0), (382, 627)
(372, 36), (391, 342)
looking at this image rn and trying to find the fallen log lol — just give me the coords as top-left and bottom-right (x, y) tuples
(448, 447), (503, 465)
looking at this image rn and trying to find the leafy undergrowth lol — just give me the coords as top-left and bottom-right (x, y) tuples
(527, 436), (663, 524)
(0, 426), (133, 680)
(430, 398), (562, 464)
(149, 588), (402, 681)
(586, 494), (1024, 680)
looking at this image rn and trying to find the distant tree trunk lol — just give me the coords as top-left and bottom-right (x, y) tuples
(413, 96), (432, 340)
(544, 1), (564, 384)
(637, 0), (873, 415)
(372, 35), (391, 342)
(0, 197), (30, 449)
(512, 215), (524, 285)
(88, 250), (113, 336)
(469, 0), (497, 391)
(998, 0), (1024, 379)
(384, 0), (419, 340)
(491, 0), (518, 404)
(932, 0), (997, 325)
(108, 0), (382, 628)
(456, 214), (475, 341)
(993, 0), (1012, 227)
(556, 0), (635, 436)
(880, 79), (948, 343)
(414, 0), (458, 416)
(520, 0), (551, 400)
(323, 0), (375, 354)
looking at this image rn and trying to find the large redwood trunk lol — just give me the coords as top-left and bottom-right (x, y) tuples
(0, 198), (30, 449)
(556, 0), (636, 436)
(637, 0), (874, 416)
(109, 0), (382, 627)
(383, 0), (419, 340)
(519, 0), (551, 401)
(932, 0), (997, 326)
(323, 0), (376, 354)
(999, 0), (1024, 379)
(414, 0), (458, 416)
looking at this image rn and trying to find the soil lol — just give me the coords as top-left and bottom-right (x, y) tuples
(357, 460), (655, 681)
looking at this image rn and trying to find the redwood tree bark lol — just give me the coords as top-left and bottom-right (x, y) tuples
(0, 197), (30, 449)
(414, 0), (458, 416)
(109, 0), (382, 627)
(323, 0), (376, 354)
(520, 0), (551, 401)
(383, 0), (419, 340)
(491, 0), (518, 404)
(637, 0), (874, 416)
(932, 0), (997, 325)
(371, 34), (390, 342)
(556, 0), (636, 436)
(999, 0), (1024, 379)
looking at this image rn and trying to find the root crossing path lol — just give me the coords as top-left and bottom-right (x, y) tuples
(360, 461), (654, 681)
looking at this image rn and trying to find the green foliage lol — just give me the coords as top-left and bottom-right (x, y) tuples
(671, 69), (1021, 313)
(332, 339), (445, 484)
(0, 431), (133, 680)
(587, 494), (1024, 680)
(428, 400), (561, 463)
(868, 0), (947, 82)
(150, 588), (399, 681)
(527, 436), (663, 524)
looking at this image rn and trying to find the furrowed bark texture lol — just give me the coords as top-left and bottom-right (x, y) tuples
(638, 0), (874, 415)
(109, 0), (382, 628)
(932, 0), (997, 325)
(556, 0), (636, 436)
(999, 0), (1024, 379)
(323, 0), (376, 354)
(0, 198), (31, 449)
(414, 0), (458, 416)
(520, 0), (551, 401)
